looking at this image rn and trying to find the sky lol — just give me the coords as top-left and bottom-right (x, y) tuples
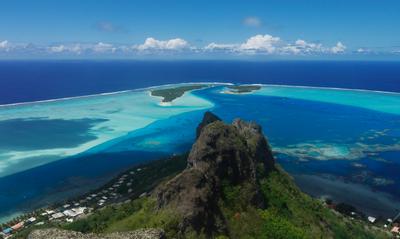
(0, 0), (399, 59)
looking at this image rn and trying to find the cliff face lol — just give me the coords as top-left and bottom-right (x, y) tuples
(195, 111), (221, 139)
(154, 112), (275, 236)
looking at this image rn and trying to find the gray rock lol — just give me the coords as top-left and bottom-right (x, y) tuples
(154, 114), (275, 236)
(195, 111), (221, 139)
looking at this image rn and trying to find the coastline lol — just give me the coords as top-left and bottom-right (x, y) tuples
(1, 82), (400, 108)
(0, 87), (214, 177)
(0, 82), (231, 108)
(0, 83), (400, 232)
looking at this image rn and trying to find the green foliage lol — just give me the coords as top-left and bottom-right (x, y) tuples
(221, 180), (242, 209)
(151, 85), (206, 102)
(65, 197), (147, 233)
(257, 165), (389, 239)
(227, 85), (261, 93)
(105, 198), (182, 239)
(58, 162), (389, 239)
(259, 210), (306, 239)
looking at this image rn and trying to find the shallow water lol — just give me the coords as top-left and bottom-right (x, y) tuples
(0, 83), (399, 221)
(0, 89), (213, 177)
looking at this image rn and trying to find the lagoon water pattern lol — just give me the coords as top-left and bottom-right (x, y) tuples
(0, 84), (399, 221)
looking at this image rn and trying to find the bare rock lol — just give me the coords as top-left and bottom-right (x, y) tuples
(154, 113), (275, 236)
(195, 111), (221, 139)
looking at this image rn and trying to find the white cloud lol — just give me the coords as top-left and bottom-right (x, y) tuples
(70, 45), (82, 54)
(0, 35), (355, 57)
(295, 39), (322, 50)
(0, 40), (10, 51)
(136, 37), (189, 51)
(282, 39), (323, 54)
(49, 45), (65, 53)
(331, 42), (346, 54)
(92, 42), (116, 53)
(243, 17), (262, 27)
(204, 43), (237, 51)
(48, 44), (82, 54)
(203, 36), (349, 56)
(238, 34), (280, 54)
(356, 48), (372, 54)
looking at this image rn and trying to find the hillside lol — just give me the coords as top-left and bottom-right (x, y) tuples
(29, 112), (389, 239)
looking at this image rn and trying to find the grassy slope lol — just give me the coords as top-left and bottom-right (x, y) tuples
(219, 164), (389, 239)
(64, 161), (389, 239)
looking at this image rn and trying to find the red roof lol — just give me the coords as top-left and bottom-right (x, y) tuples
(11, 222), (24, 230)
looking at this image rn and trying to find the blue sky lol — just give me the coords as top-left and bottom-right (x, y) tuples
(0, 0), (399, 59)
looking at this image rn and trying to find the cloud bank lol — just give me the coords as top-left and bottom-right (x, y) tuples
(1, 34), (395, 57)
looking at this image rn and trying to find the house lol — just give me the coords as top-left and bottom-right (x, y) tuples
(2, 228), (12, 235)
(11, 222), (24, 230)
(45, 210), (55, 215)
(51, 212), (64, 220)
(63, 209), (78, 217)
(25, 217), (36, 225)
(367, 216), (376, 223)
(63, 207), (86, 217)
(72, 207), (86, 215)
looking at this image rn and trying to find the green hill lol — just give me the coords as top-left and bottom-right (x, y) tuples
(31, 112), (389, 239)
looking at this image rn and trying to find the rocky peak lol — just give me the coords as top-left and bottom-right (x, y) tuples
(154, 112), (275, 236)
(195, 111), (221, 139)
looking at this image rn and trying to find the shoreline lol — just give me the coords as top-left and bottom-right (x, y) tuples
(1, 82), (400, 108)
(0, 82), (231, 108)
(0, 154), (187, 236)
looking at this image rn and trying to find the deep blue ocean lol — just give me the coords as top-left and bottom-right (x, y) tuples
(0, 60), (399, 222)
(1, 61), (400, 105)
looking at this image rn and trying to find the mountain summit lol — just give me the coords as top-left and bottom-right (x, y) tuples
(155, 112), (275, 236)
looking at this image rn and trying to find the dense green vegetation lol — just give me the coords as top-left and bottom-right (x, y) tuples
(63, 162), (389, 238)
(227, 85), (261, 93)
(150, 85), (207, 102)
(10, 154), (187, 239)
(215, 164), (388, 239)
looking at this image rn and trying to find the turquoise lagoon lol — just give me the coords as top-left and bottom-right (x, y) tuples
(0, 83), (400, 222)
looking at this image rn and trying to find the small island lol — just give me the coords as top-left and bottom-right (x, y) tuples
(226, 84), (262, 94)
(150, 85), (207, 103)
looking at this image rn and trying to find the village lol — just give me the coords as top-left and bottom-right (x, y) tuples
(0, 165), (150, 239)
